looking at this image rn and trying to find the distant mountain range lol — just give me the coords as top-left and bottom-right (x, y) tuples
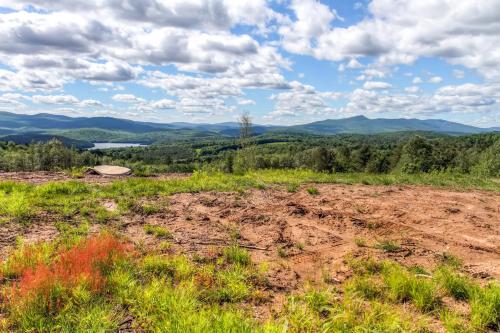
(0, 111), (498, 147)
(288, 115), (499, 135)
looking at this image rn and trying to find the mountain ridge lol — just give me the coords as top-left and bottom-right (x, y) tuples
(0, 111), (497, 141)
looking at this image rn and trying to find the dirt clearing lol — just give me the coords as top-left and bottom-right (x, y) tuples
(122, 183), (499, 288)
(1, 173), (498, 292)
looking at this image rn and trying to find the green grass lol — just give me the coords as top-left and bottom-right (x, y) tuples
(223, 245), (251, 266)
(382, 262), (440, 312)
(144, 224), (173, 239)
(306, 186), (319, 195)
(376, 240), (401, 252)
(434, 267), (476, 301)
(0, 170), (497, 225)
(2, 233), (499, 332)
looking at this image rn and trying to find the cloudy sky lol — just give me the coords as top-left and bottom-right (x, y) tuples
(0, 0), (499, 127)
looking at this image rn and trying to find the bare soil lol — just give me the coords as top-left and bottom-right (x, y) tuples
(0, 171), (188, 185)
(1, 173), (499, 309)
(127, 184), (499, 283)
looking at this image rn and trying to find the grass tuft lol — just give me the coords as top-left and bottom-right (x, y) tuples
(223, 245), (251, 266)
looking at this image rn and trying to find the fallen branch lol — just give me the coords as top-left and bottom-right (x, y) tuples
(190, 240), (269, 251)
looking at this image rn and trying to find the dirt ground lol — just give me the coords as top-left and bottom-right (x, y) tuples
(127, 184), (499, 282)
(1, 173), (499, 306)
(0, 171), (190, 185)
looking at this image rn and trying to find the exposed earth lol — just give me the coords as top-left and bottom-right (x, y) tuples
(0, 172), (499, 315)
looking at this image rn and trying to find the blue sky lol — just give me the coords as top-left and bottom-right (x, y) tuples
(0, 0), (499, 127)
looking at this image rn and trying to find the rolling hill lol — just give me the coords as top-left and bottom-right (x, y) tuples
(0, 111), (497, 146)
(289, 115), (493, 135)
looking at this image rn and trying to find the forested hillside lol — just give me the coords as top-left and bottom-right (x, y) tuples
(1, 132), (498, 177)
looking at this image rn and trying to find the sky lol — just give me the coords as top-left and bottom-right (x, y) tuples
(0, 0), (499, 127)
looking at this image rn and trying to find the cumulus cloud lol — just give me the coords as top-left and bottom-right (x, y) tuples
(363, 81), (392, 90)
(0, 0), (287, 94)
(32, 94), (80, 105)
(413, 77), (423, 84)
(0, 0), (499, 125)
(404, 86), (421, 93)
(340, 82), (500, 116)
(267, 82), (341, 119)
(280, 0), (500, 80)
(428, 76), (443, 84)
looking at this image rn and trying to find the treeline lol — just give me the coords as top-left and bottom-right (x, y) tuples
(0, 140), (98, 172)
(217, 133), (500, 177)
(0, 132), (498, 177)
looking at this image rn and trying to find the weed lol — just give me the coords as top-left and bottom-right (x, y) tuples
(439, 252), (463, 268)
(347, 256), (382, 275)
(4, 235), (129, 331)
(346, 276), (382, 299)
(277, 246), (288, 258)
(470, 282), (500, 331)
(223, 245), (251, 266)
(286, 183), (299, 193)
(144, 224), (173, 239)
(382, 263), (440, 312)
(355, 238), (367, 247)
(435, 267), (476, 301)
(295, 242), (305, 250)
(306, 187), (319, 195)
(441, 310), (473, 333)
(376, 240), (401, 252)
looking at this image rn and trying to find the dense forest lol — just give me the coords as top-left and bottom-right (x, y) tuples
(0, 131), (498, 177)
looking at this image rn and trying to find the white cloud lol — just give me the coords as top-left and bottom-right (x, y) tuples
(279, 0), (339, 55)
(354, 2), (364, 10)
(404, 86), (421, 93)
(428, 76), (443, 84)
(279, 0), (500, 81)
(347, 58), (363, 69)
(267, 81), (341, 119)
(237, 99), (256, 105)
(341, 82), (500, 116)
(412, 77), (423, 84)
(363, 81), (392, 90)
(32, 94), (79, 105)
(150, 99), (176, 109)
(112, 94), (146, 104)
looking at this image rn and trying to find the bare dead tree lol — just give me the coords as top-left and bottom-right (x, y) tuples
(238, 111), (252, 147)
